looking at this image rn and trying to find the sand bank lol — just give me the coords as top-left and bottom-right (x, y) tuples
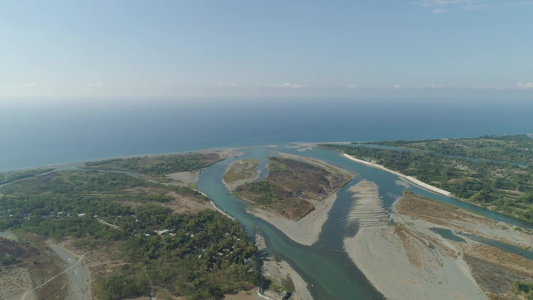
(210, 200), (236, 221)
(342, 153), (451, 196)
(344, 180), (485, 300)
(247, 153), (354, 246)
(256, 234), (313, 300)
(249, 192), (337, 246)
(166, 171), (200, 184)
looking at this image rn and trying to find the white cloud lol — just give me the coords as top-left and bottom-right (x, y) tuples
(503, 1), (533, 6)
(347, 84), (359, 89)
(418, 0), (473, 7)
(516, 81), (533, 89)
(424, 83), (447, 89)
(433, 8), (450, 13)
(19, 83), (37, 87)
(277, 83), (307, 89)
(217, 83), (239, 88)
(86, 82), (104, 87)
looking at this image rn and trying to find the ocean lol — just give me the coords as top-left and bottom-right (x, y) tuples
(1, 97), (532, 172)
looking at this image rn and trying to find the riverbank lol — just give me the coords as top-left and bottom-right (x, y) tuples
(255, 234), (313, 300)
(249, 192), (338, 246)
(344, 180), (486, 300)
(342, 153), (451, 196)
(246, 152), (354, 245)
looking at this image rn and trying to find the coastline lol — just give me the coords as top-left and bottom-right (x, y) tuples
(342, 153), (451, 196)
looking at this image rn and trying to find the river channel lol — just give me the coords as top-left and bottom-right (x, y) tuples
(195, 145), (533, 300)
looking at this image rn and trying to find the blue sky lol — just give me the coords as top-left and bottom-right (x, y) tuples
(1, 0), (532, 99)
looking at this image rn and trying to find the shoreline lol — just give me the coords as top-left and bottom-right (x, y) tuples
(342, 153), (451, 196)
(0, 147), (240, 174)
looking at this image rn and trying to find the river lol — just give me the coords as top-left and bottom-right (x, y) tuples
(196, 145), (533, 299)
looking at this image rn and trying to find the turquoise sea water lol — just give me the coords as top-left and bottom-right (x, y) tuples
(1, 98), (532, 172)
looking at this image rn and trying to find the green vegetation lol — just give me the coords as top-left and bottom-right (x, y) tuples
(0, 168), (53, 184)
(0, 253), (17, 266)
(223, 159), (259, 184)
(96, 207), (258, 300)
(84, 152), (224, 177)
(366, 134), (533, 164)
(514, 281), (533, 300)
(0, 165), (258, 299)
(322, 140), (533, 223)
(235, 156), (351, 220)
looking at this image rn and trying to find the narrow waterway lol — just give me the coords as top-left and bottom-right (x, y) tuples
(196, 145), (533, 299)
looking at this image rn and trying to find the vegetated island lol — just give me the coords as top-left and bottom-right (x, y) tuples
(223, 159), (261, 192)
(322, 134), (533, 223)
(343, 182), (533, 300)
(0, 151), (259, 300)
(229, 152), (354, 246)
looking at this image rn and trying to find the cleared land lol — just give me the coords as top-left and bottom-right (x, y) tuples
(0, 232), (68, 300)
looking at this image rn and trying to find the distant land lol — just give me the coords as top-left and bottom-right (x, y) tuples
(323, 134), (533, 223)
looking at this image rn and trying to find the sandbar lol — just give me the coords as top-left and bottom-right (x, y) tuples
(249, 192), (337, 246)
(343, 180), (485, 300)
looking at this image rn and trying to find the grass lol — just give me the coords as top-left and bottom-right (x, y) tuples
(223, 159), (259, 184)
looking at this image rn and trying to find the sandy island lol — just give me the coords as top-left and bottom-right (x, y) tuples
(247, 153), (354, 246)
(249, 192), (338, 246)
(344, 180), (485, 300)
(342, 153), (451, 196)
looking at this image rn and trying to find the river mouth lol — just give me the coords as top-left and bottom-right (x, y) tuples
(196, 144), (533, 299)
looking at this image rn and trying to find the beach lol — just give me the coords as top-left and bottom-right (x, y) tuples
(342, 153), (451, 196)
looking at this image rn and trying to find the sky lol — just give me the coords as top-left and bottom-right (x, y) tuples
(1, 0), (532, 100)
